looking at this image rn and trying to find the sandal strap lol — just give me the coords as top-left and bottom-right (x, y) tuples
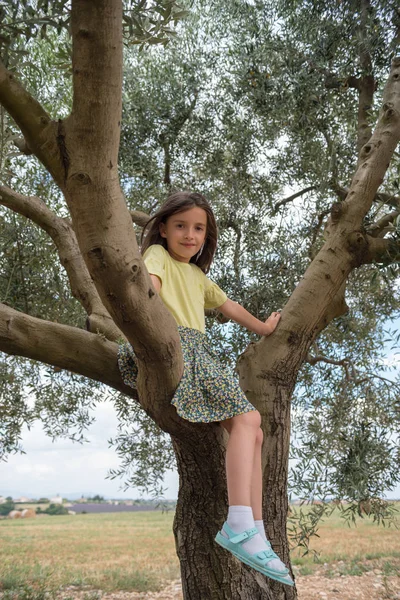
(256, 548), (279, 561)
(229, 526), (258, 545)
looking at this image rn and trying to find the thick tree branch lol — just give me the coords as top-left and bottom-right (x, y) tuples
(242, 59), (400, 382)
(324, 281), (348, 323)
(308, 208), (331, 260)
(355, 0), (375, 155)
(340, 58), (400, 226)
(0, 184), (122, 342)
(68, 0), (123, 171)
(0, 61), (63, 182)
(61, 0), (183, 427)
(352, 234), (400, 264)
(13, 137), (33, 155)
(331, 184), (348, 201)
(318, 3), (375, 157)
(332, 184), (400, 210)
(321, 129), (340, 191)
(0, 303), (135, 397)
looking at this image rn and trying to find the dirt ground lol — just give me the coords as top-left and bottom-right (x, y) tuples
(58, 570), (400, 600)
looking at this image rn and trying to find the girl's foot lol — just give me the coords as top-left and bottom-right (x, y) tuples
(215, 522), (294, 586)
(254, 519), (288, 574)
(221, 506), (273, 559)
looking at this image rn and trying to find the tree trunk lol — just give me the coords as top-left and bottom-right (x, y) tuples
(172, 427), (276, 599)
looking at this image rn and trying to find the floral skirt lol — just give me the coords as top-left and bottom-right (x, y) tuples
(117, 326), (256, 423)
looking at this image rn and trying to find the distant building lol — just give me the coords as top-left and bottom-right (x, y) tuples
(0, 497), (6, 504)
(14, 497), (32, 503)
(49, 495), (63, 505)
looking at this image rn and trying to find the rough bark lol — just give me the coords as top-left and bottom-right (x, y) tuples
(357, 0), (375, 155)
(0, 303), (135, 396)
(61, 0), (185, 423)
(0, 1), (184, 421)
(345, 0), (375, 156)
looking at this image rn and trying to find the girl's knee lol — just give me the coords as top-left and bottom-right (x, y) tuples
(249, 409), (261, 429)
(233, 409), (261, 430)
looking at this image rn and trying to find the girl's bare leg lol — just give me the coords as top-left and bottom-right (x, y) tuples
(250, 428), (264, 521)
(219, 415), (292, 582)
(221, 410), (261, 507)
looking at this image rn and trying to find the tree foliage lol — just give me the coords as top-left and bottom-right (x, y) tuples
(0, 496), (15, 516)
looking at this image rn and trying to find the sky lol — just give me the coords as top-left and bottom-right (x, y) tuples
(0, 398), (179, 501)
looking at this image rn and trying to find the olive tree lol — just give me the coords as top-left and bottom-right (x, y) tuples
(1, 1), (400, 599)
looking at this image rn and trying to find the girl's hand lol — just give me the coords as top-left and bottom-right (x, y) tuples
(217, 299), (281, 336)
(262, 311), (281, 336)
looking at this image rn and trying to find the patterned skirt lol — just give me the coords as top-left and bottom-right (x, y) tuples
(117, 326), (256, 423)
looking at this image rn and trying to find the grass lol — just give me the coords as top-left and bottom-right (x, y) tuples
(0, 504), (399, 594)
(0, 511), (180, 595)
(290, 501), (400, 579)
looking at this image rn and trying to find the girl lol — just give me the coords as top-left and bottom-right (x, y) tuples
(118, 191), (294, 587)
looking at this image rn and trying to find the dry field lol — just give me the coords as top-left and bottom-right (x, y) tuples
(0, 505), (399, 599)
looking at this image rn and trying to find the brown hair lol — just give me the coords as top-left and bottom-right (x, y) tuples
(141, 191), (218, 273)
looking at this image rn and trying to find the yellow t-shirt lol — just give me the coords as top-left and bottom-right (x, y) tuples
(143, 244), (227, 333)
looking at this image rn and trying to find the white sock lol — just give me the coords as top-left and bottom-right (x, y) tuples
(254, 518), (287, 573)
(255, 519), (267, 541)
(221, 505), (266, 554)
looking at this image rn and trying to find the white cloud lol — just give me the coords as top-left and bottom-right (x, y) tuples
(15, 463), (56, 477)
(0, 399), (179, 500)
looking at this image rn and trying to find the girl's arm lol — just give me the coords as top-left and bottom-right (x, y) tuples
(217, 298), (280, 336)
(150, 274), (161, 293)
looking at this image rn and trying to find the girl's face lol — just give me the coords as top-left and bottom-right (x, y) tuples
(159, 206), (207, 263)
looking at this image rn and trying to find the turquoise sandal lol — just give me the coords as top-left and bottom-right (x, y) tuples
(215, 522), (294, 587)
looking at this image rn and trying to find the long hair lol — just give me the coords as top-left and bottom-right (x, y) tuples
(141, 191), (218, 274)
